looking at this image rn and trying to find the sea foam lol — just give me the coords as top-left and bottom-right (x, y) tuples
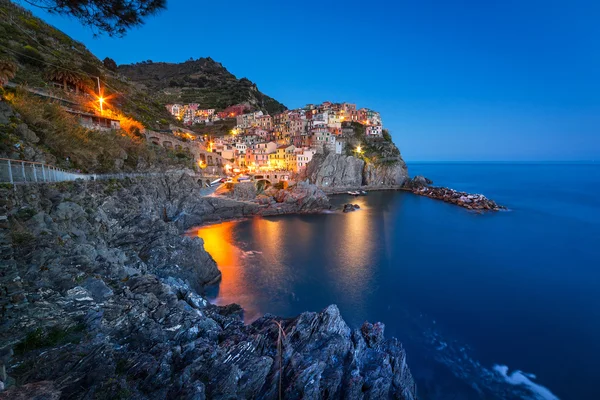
(493, 365), (559, 400)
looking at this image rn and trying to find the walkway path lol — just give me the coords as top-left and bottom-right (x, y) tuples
(0, 158), (223, 196)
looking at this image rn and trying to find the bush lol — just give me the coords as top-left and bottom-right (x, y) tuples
(18, 45), (44, 67)
(382, 129), (392, 142)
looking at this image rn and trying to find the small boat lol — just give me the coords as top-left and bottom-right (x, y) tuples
(347, 191), (360, 196)
(361, 191), (368, 195)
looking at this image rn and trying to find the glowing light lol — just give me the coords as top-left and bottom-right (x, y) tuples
(355, 145), (363, 154)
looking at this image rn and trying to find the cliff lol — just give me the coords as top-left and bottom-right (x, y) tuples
(305, 124), (409, 190)
(0, 175), (417, 399)
(306, 146), (409, 190)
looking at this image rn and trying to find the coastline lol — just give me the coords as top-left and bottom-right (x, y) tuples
(0, 175), (418, 399)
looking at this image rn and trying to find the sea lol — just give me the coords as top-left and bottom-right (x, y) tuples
(189, 162), (600, 400)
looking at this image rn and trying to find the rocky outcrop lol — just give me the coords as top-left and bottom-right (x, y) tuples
(306, 138), (409, 190)
(306, 153), (365, 188)
(227, 181), (331, 215)
(260, 181), (330, 215)
(0, 175), (417, 399)
(363, 161), (409, 187)
(404, 176), (505, 211)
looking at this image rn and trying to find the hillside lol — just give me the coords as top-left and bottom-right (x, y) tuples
(0, 0), (177, 129)
(0, 0), (286, 172)
(118, 58), (287, 115)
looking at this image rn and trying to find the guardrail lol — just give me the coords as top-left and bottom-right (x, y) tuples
(0, 158), (226, 188)
(0, 158), (90, 184)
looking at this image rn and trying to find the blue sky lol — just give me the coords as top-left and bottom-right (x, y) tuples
(22, 0), (600, 161)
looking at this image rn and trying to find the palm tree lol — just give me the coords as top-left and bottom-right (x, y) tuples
(0, 59), (17, 86)
(45, 64), (84, 94)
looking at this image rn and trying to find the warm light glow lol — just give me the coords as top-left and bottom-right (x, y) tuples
(97, 96), (105, 114)
(231, 128), (238, 135)
(187, 222), (261, 322)
(356, 145), (362, 153)
(197, 160), (206, 169)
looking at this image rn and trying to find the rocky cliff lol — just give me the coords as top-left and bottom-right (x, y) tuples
(0, 175), (417, 399)
(306, 132), (410, 190)
(306, 152), (409, 190)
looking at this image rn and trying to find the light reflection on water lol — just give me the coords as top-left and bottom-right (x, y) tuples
(187, 200), (377, 324)
(184, 163), (600, 400)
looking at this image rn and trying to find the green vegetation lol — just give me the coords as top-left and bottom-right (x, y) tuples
(118, 58), (287, 115)
(11, 230), (35, 247)
(14, 324), (86, 356)
(6, 89), (192, 173)
(0, 1), (176, 129)
(15, 207), (36, 220)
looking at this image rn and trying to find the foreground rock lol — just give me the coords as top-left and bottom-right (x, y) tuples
(0, 175), (417, 398)
(404, 176), (505, 211)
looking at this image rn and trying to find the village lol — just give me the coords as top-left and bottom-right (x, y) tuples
(162, 101), (385, 183)
(3, 58), (385, 186)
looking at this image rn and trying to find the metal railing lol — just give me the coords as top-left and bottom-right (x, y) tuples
(0, 158), (90, 184)
(0, 158), (226, 187)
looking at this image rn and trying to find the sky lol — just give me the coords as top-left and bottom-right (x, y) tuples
(22, 0), (600, 161)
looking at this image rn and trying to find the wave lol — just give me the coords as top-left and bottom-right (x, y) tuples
(240, 250), (262, 257)
(493, 365), (559, 400)
(407, 313), (561, 400)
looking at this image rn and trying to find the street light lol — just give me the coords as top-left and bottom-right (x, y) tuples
(98, 97), (104, 113)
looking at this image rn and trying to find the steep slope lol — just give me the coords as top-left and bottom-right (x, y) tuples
(0, 0), (176, 128)
(118, 58), (287, 114)
(306, 127), (410, 189)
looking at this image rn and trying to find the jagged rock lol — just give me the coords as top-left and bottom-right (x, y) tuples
(0, 101), (13, 125)
(307, 153), (365, 188)
(0, 175), (417, 399)
(0, 380), (60, 400)
(306, 150), (409, 190)
(403, 176), (433, 189)
(363, 160), (409, 187)
(15, 123), (39, 144)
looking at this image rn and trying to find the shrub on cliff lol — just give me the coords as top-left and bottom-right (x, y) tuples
(7, 90), (193, 172)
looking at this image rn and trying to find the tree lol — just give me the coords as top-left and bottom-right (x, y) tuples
(22, 0), (167, 37)
(103, 57), (118, 72)
(0, 59), (18, 86)
(44, 64), (84, 93)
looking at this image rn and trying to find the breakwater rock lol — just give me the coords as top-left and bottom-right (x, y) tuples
(405, 176), (505, 211)
(0, 175), (417, 399)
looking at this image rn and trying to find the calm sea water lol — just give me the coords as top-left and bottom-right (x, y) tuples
(189, 163), (600, 400)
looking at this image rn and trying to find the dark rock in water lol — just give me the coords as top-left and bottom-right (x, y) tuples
(408, 184), (506, 211)
(0, 175), (417, 399)
(343, 203), (358, 212)
(403, 175), (433, 189)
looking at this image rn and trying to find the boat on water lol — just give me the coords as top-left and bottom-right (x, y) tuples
(348, 191), (360, 196)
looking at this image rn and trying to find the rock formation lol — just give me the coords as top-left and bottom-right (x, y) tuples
(305, 134), (410, 190)
(306, 152), (409, 190)
(0, 175), (417, 399)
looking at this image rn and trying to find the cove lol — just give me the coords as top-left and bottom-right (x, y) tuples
(188, 163), (600, 400)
